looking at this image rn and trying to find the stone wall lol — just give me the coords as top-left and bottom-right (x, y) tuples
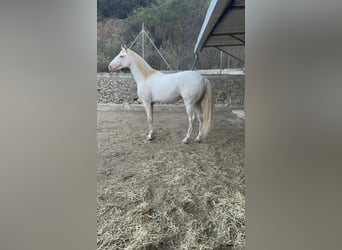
(97, 72), (244, 108)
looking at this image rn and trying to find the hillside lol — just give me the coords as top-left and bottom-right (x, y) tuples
(97, 18), (126, 72)
(97, 0), (243, 72)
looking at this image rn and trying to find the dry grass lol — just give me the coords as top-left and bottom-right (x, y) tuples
(97, 110), (245, 249)
(97, 170), (245, 249)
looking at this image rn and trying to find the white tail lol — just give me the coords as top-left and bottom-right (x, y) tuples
(201, 78), (214, 138)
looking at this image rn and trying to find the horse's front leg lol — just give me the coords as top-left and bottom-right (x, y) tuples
(143, 100), (154, 141)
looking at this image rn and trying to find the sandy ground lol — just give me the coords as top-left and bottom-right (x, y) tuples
(97, 107), (245, 249)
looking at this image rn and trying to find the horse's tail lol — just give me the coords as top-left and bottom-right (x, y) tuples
(201, 78), (214, 138)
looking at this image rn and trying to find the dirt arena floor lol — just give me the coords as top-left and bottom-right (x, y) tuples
(97, 106), (245, 249)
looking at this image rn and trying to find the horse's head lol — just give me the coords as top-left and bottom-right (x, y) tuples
(108, 46), (130, 72)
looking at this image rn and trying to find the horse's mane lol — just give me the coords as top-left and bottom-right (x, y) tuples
(127, 49), (156, 80)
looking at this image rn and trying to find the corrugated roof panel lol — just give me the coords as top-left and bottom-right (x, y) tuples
(194, 0), (234, 53)
(194, 0), (245, 62)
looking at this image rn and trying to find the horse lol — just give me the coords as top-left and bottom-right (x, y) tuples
(108, 47), (213, 144)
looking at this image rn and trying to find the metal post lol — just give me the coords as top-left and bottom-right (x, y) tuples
(220, 51), (223, 70)
(228, 54), (230, 68)
(144, 31), (173, 70)
(142, 23), (145, 59)
(129, 29), (143, 49)
(191, 53), (199, 70)
(129, 23), (173, 70)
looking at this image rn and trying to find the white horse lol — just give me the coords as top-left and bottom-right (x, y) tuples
(108, 47), (213, 144)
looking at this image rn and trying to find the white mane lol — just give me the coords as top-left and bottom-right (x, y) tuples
(127, 49), (156, 80)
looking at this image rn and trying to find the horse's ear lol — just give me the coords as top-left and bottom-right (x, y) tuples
(123, 44), (128, 51)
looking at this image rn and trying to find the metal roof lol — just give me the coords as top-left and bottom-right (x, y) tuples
(194, 0), (245, 64)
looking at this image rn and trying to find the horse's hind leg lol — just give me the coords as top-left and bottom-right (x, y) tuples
(182, 103), (196, 144)
(143, 100), (154, 141)
(195, 103), (203, 142)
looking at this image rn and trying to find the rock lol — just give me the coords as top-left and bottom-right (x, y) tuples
(218, 92), (227, 101)
(97, 73), (244, 105)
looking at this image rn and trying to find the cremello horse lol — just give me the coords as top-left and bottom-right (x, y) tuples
(108, 47), (213, 144)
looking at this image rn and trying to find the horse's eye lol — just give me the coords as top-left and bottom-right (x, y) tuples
(120, 55), (124, 58)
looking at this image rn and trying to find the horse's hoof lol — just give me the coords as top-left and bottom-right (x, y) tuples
(182, 138), (190, 144)
(146, 135), (153, 141)
(195, 137), (202, 143)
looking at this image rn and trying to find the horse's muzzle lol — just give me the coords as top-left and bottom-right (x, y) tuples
(108, 64), (120, 72)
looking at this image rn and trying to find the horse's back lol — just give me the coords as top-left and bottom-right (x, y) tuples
(173, 70), (204, 83)
(173, 71), (206, 102)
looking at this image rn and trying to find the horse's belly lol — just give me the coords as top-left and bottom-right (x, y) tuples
(151, 84), (180, 103)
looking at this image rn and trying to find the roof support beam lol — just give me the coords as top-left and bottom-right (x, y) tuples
(210, 32), (245, 37)
(204, 44), (244, 48)
(199, 0), (237, 53)
(230, 34), (245, 44)
(215, 46), (245, 64)
(193, 0), (245, 69)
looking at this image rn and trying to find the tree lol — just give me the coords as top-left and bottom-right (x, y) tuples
(97, 0), (244, 72)
(123, 0), (211, 70)
(97, 0), (157, 20)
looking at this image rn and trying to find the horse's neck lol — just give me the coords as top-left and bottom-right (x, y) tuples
(128, 51), (156, 83)
(129, 62), (147, 84)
